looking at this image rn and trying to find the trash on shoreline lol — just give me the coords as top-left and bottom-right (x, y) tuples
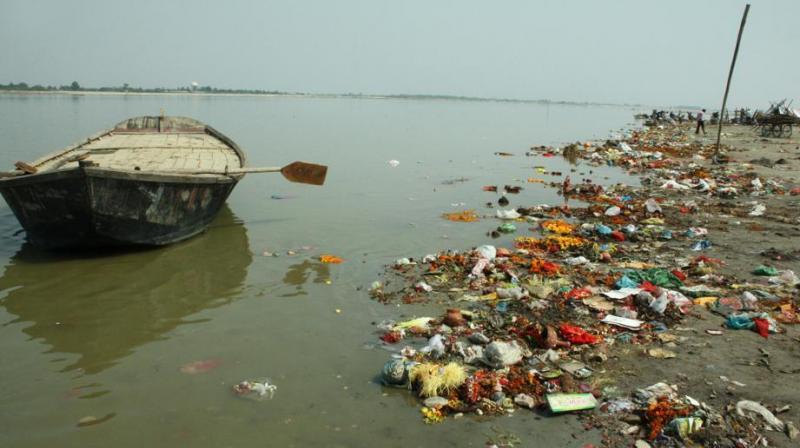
(547, 393), (598, 413)
(365, 121), (800, 445)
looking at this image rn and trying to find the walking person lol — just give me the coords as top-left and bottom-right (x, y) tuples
(695, 108), (706, 135)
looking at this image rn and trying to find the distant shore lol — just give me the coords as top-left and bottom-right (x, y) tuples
(0, 89), (644, 108)
(0, 89), (288, 99)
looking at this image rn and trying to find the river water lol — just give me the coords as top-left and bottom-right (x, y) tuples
(0, 94), (638, 447)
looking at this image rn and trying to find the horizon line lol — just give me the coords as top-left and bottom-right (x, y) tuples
(0, 82), (697, 109)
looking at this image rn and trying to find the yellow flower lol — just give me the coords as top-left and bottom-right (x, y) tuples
(421, 407), (444, 424)
(409, 362), (467, 397)
(514, 237), (540, 250)
(541, 220), (575, 234)
(546, 235), (587, 250)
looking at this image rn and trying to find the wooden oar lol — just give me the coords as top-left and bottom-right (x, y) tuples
(180, 161), (328, 185)
(3, 160), (329, 186)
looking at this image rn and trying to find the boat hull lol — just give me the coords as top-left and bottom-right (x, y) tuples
(0, 168), (238, 249)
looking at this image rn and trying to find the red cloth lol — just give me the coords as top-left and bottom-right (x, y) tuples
(610, 231), (626, 242)
(752, 318), (770, 339)
(694, 255), (723, 266)
(566, 287), (592, 300)
(640, 281), (658, 293)
(671, 269), (687, 281)
(559, 323), (599, 345)
(380, 331), (404, 344)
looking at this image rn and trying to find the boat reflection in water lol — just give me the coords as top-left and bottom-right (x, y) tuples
(0, 206), (251, 375)
(280, 259), (331, 297)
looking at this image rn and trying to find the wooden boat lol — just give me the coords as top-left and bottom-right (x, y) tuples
(1, 116), (253, 249)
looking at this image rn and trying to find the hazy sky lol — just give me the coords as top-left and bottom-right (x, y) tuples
(1, 0), (797, 107)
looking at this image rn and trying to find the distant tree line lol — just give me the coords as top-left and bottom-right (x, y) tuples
(0, 81), (643, 107)
(0, 81), (285, 95)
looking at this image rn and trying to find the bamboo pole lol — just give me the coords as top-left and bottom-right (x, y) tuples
(715, 4), (750, 160)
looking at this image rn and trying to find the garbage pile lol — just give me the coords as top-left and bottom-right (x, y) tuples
(369, 123), (799, 445)
(547, 126), (798, 224)
(587, 385), (800, 446)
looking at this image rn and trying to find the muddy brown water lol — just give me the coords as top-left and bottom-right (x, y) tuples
(0, 94), (639, 447)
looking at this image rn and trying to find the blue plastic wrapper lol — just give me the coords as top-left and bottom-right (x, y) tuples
(615, 275), (639, 289)
(595, 224), (613, 235)
(726, 314), (754, 330)
(616, 333), (634, 343)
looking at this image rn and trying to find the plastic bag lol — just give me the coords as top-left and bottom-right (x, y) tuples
(736, 400), (785, 431)
(471, 258), (490, 277)
(644, 198), (662, 213)
(661, 180), (690, 190)
(752, 265), (778, 276)
(475, 245), (496, 260)
(381, 359), (414, 386)
(655, 289), (692, 313)
(497, 223), (517, 233)
(595, 223), (613, 236)
(496, 209), (521, 220)
(615, 275), (639, 289)
(496, 286), (525, 300)
(559, 323), (599, 344)
(624, 268), (684, 289)
(749, 203), (766, 216)
(420, 334), (446, 358)
(482, 340), (523, 368)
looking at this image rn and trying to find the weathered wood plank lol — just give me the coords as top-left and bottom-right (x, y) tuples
(15, 116), (246, 176)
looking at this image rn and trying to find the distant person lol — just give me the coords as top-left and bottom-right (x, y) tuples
(562, 175), (572, 196)
(695, 108), (706, 135)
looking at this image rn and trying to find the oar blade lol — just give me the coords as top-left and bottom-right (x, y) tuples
(281, 161), (328, 186)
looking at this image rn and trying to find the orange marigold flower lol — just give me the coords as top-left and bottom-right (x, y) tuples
(320, 254), (345, 264)
(442, 210), (479, 222)
(514, 237), (540, 250)
(530, 258), (561, 276)
(540, 219), (575, 234)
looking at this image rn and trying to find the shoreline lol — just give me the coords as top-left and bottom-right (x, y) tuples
(370, 122), (800, 446)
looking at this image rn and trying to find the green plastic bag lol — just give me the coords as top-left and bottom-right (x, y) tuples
(752, 265), (778, 276)
(497, 223), (517, 233)
(624, 268), (684, 289)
